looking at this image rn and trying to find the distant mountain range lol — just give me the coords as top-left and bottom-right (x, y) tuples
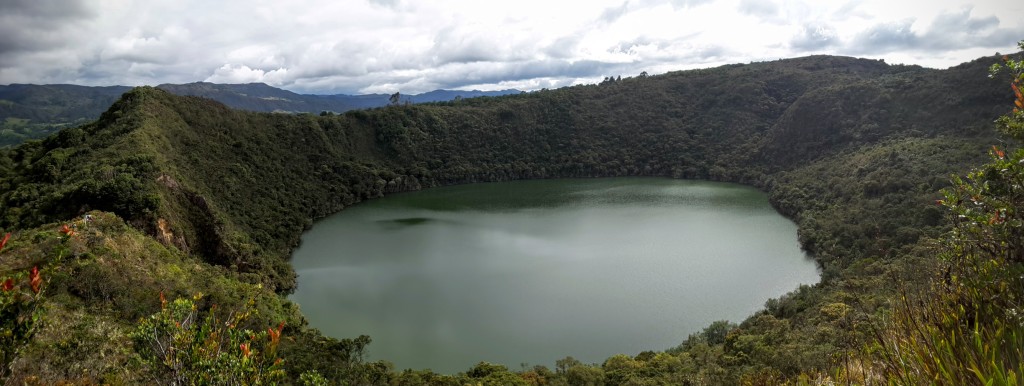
(154, 82), (521, 113)
(0, 82), (519, 146)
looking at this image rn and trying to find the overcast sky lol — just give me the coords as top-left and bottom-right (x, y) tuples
(1, 0), (1022, 95)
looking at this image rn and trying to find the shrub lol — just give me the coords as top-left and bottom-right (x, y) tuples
(131, 292), (287, 385)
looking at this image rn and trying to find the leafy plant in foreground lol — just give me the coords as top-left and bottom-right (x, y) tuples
(0, 237), (44, 381)
(1, 221), (76, 382)
(865, 40), (1024, 386)
(131, 292), (287, 385)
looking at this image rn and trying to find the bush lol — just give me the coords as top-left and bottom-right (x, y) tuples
(131, 293), (286, 385)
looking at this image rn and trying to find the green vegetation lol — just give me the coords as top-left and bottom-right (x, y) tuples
(0, 232), (44, 381)
(0, 117), (86, 148)
(0, 85), (133, 147)
(132, 294), (287, 385)
(848, 42), (1024, 385)
(0, 212), (305, 383)
(0, 51), (1020, 384)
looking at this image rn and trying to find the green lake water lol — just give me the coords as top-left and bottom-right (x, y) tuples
(289, 177), (820, 373)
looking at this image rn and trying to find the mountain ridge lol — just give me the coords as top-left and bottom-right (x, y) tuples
(154, 81), (521, 112)
(0, 82), (520, 146)
(3, 54), (1006, 288)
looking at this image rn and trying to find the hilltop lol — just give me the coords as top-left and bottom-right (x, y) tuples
(0, 53), (1017, 384)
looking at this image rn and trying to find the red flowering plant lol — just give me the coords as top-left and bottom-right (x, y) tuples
(59, 224), (75, 239)
(0, 221), (80, 381)
(0, 232), (47, 381)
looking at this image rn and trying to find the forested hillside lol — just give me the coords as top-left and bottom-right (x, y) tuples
(0, 53), (1017, 384)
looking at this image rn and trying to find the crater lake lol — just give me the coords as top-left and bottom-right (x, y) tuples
(289, 177), (820, 373)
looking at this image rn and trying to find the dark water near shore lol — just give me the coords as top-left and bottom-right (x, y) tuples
(290, 178), (819, 373)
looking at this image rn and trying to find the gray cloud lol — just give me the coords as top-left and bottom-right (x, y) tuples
(598, 0), (714, 26)
(429, 26), (534, 66)
(1, 0), (1021, 94)
(849, 20), (918, 52)
(366, 0), (405, 9)
(0, 0), (94, 63)
(599, 1), (632, 24)
(610, 34), (713, 59)
(924, 7), (1018, 50)
(663, 0), (714, 9)
(99, 28), (190, 65)
(831, 0), (869, 21)
(738, 0), (778, 19)
(848, 7), (1024, 55)
(545, 33), (585, 60)
(790, 23), (839, 51)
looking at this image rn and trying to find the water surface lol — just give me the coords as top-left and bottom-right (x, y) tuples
(290, 178), (819, 373)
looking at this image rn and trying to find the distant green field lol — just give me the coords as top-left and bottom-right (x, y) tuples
(0, 118), (71, 147)
(3, 117), (29, 126)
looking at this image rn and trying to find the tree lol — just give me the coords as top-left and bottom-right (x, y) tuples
(389, 91), (401, 106)
(701, 320), (735, 345)
(555, 356), (582, 375)
(465, 362), (528, 386)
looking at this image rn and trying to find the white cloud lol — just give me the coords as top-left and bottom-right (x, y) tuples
(205, 64), (289, 85)
(0, 0), (1022, 94)
(100, 26), (191, 65)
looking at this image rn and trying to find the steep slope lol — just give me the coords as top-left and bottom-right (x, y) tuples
(0, 54), (1015, 383)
